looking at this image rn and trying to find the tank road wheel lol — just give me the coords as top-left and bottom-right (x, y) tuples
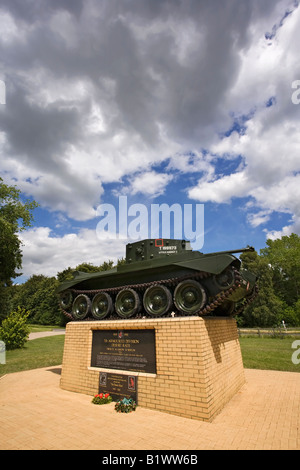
(59, 290), (73, 310)
(143, 285), (172, 317)
(174, 279), (207, 315)
(115, 288), (141, 318)
(214, 267), (235, 290)
(72, 294), (91, 320)
(91, 292), (113, 320)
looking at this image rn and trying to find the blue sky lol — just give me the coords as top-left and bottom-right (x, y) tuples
(0, 0), (300, 282)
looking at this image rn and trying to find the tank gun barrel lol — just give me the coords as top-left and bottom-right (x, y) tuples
(207, 246), (255, 256)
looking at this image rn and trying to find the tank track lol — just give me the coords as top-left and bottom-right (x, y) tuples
(231, 283), (259, 317)
(59, 267), (258, 321)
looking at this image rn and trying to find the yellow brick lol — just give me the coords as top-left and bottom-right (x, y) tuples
(61, 316), (244, 422)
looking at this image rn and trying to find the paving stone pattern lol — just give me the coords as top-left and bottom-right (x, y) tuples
(0, 366), (299, 450)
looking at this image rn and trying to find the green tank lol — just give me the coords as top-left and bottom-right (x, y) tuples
(57, 238), (258, 321)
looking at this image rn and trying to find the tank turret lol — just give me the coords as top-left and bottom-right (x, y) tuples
(126, 238), (192, 263)
(57, 239), (258, 321)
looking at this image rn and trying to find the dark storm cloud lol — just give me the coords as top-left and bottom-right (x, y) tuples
(0, 0), (298, 221)
(0, 0), (280, 146)
(0, 81), (81, 170)
(0, 0), (84, 22)
(1, 0), (300, 277)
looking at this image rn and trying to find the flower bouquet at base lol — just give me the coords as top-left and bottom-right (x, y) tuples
(115, 397), (137, 413)
(92, 393), (113, 405)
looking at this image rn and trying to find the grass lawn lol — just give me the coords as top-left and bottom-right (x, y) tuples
(28, 324), (65, 332)
(239, 336), (300, 373)
(1, 333), (299, 377)
(0, 335), (65, 376)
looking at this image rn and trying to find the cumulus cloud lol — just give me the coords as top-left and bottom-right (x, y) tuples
(188, 2), (300, 236)
(126, 171), (173, 197)
(19, 226), (126, 277)
(189, 170), (252, 204)
(1, 0), (300, 278)
(1, 0), (296, 217)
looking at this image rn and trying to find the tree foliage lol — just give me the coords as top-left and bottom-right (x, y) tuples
(240, 251), (283, 326)
(11, 275), (64, 326)
(260, 233), (300, 305)
(0, 178), (38, 321)
(0, 178), (38, 285)
(10, 260), (117, 326)
(240, 233), (300, 327)
(56, 260), (114, 283)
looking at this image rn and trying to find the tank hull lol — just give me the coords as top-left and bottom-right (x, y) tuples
(57, 240), (257, 321)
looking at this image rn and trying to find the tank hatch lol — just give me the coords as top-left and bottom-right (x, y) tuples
(125, 238), (192, 263)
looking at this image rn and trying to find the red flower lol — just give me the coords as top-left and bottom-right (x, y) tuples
(99, 393), (103, 399)
(104, 393), (109, 398)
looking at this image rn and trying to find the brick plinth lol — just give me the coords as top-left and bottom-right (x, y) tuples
(60, 316), (245, 422)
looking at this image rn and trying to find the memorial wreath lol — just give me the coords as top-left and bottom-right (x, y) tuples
(92, 393), (113, 405)
(115, 397), (137, 413)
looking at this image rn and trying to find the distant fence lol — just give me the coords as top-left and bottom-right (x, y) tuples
(238, 327), (300, 338)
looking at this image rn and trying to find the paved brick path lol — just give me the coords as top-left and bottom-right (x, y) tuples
(28, 329), (65, 340)
(0, 366), (299, 450)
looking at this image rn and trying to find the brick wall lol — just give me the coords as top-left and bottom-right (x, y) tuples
(60, 316), (245, 422)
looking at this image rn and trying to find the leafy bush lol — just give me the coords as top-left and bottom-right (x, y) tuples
(0, 306), (30, 350)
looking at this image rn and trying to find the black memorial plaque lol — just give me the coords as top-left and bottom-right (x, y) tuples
(91, 329), (156, 374)
(99, 372), (138, 403)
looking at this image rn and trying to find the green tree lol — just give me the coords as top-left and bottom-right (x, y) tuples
(294, 299), (300, 325)
(57, 260), (115, 282)
(260, 233), (300, 305)
(240, 250), (284, 327)
(56, 266), (74, 283)
(76, 261), (114, 272)
(0, 178), (38, 284)
(0, 178), (38, 321)
(11, 275), (64, 326)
